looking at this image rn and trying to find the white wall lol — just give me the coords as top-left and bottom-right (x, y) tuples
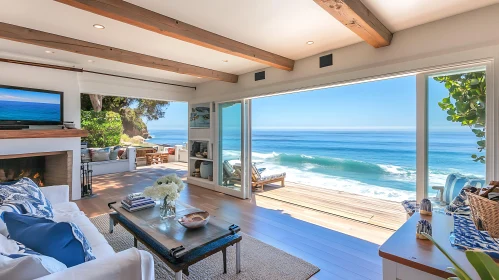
(0, 62), (82, 126)
(193, 4), (499, 102)
(0, 62), (82, 199)
(78, 72), (194, 102)
(0, 61), (193, 200)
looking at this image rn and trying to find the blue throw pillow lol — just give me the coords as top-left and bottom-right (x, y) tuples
(0, 178), (53, 218)
(3, 212), (96, 267)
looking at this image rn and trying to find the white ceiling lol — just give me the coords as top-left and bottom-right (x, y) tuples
(1, 0), (498, 86)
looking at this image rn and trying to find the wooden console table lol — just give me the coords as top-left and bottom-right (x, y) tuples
(379, 212), (499, 279)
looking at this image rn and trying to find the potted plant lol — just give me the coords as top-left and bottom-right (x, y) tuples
(422, 233), (499, 279)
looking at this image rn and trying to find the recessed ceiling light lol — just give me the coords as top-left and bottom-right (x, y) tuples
(45, 50), (54, 54)
(197, 77), (202, 78)
(222, 60), (228, 63)
(88, 60), (94, 63)
(93, 24), (105, 29)
(306, 41), (314, 45)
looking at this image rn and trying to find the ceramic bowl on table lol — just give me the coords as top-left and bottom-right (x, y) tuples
(178, 211), (210, 229)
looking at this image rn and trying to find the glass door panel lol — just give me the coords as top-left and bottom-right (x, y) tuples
(426, 69), (486, 203)
(218, 101), (245, 197)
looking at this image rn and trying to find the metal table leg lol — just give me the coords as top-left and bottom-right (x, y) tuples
(109, 216), (114, 233)
(134, 237), (138, 248)
(236, 242), (241, 273)
(175, 271), (182, 280)
(222, 248), (227, 274)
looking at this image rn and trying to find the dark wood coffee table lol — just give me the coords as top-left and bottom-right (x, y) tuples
(108, 201), (242, 280)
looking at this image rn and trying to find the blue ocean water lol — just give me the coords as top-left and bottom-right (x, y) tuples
(149, 128), (485, 201)
(146, 129), (188, 146)
(0, 100), (60, 122)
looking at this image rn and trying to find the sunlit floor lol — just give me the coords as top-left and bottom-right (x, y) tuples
(75, 162), (401, 279)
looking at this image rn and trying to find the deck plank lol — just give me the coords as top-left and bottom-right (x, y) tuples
(256, 183), (406, 230)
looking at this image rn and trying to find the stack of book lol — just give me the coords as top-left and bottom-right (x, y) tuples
(121, 193), (155, 212)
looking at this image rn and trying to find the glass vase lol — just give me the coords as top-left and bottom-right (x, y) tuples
(159, 197), (176, 219)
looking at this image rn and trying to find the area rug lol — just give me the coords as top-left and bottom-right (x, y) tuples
(90, 214), (319, 280)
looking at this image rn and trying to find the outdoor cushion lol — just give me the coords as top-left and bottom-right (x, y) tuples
(90, 147), (111, 162)
(251, 164), (262, 181)
(259, 172), (286, 181)
(119, 148), (128, 159)
(223, 160), (235, 175)
(0, 178), (54, 219)
(109, 146), (121, 160)
(81, 148), (91, 162)
(3, 212), (96, 268)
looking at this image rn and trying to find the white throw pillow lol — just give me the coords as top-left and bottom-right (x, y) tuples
(0, 234), (66, 279)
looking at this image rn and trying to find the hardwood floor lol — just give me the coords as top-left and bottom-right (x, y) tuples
(76, 163), (396, 279)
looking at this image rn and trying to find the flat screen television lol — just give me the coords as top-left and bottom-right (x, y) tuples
(0, 85), (63, 125)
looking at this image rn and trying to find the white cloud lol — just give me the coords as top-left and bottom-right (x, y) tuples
(0, 94), (31, 102)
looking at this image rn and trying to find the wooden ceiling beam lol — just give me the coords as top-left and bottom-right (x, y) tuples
(314, 0), (392, 48)
(54, 0), (295, 71)
(0, 22), (238, 83)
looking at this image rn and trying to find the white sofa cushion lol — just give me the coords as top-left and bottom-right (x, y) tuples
(51, 203), (114, 259)
(36, 248), (154, 280)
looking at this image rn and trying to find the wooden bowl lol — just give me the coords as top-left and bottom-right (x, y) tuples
(178, 211), (210, 229)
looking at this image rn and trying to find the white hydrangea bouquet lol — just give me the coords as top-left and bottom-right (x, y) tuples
(142, 174), (185, 219)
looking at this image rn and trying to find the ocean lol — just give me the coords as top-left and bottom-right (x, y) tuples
(0, 100), (60, 122)
(148, 128), (485, 202)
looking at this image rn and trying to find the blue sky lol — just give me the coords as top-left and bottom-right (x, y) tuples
(146, 101), (188, 130)
(146, 75), (470, 131)
(0, 88), (60, 104)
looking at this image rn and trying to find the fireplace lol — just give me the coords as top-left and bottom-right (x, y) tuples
(0, 151), (73, 195)
(0, 156), (45, 186)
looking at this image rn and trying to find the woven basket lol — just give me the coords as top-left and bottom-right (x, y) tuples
(468, 192), (499, 238)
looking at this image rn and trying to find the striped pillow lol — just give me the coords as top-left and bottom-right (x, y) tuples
(443, 174), (486, 204)
(0, 200), (38, 236)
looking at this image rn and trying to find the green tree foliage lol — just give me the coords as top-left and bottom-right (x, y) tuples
(434, 71), (486, 163)
(81, 95), (169, 136)
(81, 111), (123, 147)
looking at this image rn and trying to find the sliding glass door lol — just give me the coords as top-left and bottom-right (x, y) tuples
(217, 100), (251, 198)
(417, 64), (491, 202)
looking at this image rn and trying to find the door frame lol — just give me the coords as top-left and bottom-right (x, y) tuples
(214, 99), (252, 199)
(415, 60), (495, 201)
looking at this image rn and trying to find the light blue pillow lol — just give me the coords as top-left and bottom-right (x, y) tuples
(3, 212), (96, 267)
(109, 146), (121, 160)
(0, 178), (53, 218)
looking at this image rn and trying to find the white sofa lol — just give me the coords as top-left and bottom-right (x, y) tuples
(33, 185), (154, 280)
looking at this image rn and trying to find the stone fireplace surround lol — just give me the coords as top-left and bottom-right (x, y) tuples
(0, 137), (82, 200)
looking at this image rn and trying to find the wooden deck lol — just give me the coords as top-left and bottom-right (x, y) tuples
(257, 182), (406, 231)
(75, 162), (409, 279)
